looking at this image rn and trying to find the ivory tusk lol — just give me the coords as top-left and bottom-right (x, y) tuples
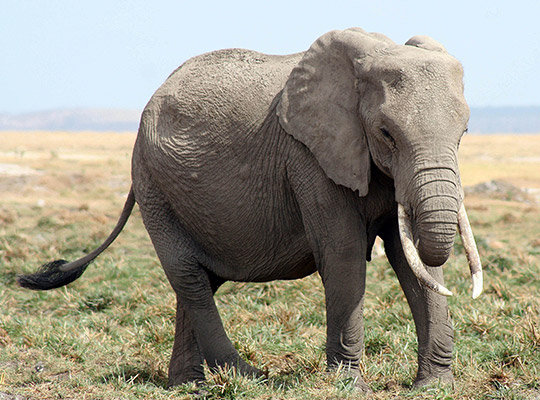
(397, 204), (453, 297)
(457, 203), (483, 299)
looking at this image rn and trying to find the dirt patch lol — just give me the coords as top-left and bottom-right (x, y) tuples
(0, 163), (44, 194)
(0, 392), (27, 400)
(0, 163), (41, 177)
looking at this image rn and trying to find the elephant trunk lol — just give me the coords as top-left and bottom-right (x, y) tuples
(396, 166), (483, 298)
(415, 190), (459, 267)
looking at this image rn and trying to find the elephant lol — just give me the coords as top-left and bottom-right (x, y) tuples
(18, 27), (483, 391)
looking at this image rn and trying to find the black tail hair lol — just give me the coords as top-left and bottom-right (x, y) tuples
(17, 188), (135, 291)
(17, 259), (90, 290)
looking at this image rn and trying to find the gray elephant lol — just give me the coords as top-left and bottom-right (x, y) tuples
(19, 28), (483, 391)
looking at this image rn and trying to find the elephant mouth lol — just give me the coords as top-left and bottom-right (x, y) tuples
(397, 203), (483, 299)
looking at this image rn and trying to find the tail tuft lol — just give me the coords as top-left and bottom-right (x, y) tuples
(17, 259), (90, 290)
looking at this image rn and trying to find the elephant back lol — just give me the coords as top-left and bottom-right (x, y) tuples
(144, 49), (303, 146)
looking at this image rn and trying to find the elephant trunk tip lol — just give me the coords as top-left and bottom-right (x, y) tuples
(418, 244), (452, 267)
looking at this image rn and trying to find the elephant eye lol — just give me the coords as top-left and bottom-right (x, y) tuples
(380, 128), (396, 147)
(380, 128), (392, 139)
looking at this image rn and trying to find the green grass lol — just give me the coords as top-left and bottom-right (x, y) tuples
(1, 132), (540, 399)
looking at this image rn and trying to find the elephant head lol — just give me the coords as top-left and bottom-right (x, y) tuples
(278, 28), (482, 298)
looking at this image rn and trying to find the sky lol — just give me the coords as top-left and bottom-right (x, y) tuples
(2, 0), (540, 113)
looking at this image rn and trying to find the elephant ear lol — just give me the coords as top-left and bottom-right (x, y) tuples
(277, 28), (392, 196)
(405, 35), (447, 53)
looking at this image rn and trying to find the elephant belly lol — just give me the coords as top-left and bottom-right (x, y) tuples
(171, 183), (316, 282)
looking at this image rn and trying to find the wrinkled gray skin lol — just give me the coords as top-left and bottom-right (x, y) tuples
(106, 28), (470, 389)
(130, 28), (469, 389)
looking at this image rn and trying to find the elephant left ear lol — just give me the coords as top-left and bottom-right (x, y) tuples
(277, 28), (392, 196)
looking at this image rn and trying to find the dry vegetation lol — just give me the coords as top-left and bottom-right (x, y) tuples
(0, 131), (539, 399)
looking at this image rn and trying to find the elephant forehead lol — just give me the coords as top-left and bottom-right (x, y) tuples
(379, 87), (468, 134)
(374, 51), (468, 129)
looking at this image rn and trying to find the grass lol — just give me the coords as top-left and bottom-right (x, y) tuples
(1, 131), (540, 399)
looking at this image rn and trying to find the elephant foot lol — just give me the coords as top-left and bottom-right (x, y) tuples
(211, 353), (266, 380)
(330, 365), (372, 393)
(413, 370), (454, 389)
(167, 361), (205, 389)
(167, 351), (205, 389)
(233, 359), (265, 379)
(167, 373), (205, 389)
(167, 356), (264, 389)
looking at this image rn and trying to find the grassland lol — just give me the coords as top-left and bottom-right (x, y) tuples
(1, 131), (539, 399)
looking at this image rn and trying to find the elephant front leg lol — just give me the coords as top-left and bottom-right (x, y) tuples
(381, 220), (454, 387)
(319, 245), (371, 393)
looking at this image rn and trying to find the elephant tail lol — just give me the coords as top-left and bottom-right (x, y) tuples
(17, 188), (136, 290)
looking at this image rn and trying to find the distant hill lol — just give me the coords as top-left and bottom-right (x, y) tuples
(0, 107), (539, 134)
(469, 107), (540, 134)
(0, 109), (140, 132)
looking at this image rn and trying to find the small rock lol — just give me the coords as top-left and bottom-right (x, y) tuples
(34, 362), (44, 373)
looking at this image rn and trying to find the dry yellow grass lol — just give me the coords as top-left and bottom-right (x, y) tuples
(0, 130), (136, 150)
(0, 131), (136, 211)
(459, 134), (540, 188)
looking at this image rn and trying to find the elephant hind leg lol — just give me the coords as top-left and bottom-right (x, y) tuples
(135, 187), (206, 386)
(168, 298), (204, 387)
(168, 270), (226, 387)
(134, 183), (262, 386)
(163, 252), (263, 381)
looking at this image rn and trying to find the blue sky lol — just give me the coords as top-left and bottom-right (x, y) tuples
(2, 0), (539, 113)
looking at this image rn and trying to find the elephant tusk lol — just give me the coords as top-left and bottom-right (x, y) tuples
(457, 203), (483, 299)
(397, 204), (453, 297)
